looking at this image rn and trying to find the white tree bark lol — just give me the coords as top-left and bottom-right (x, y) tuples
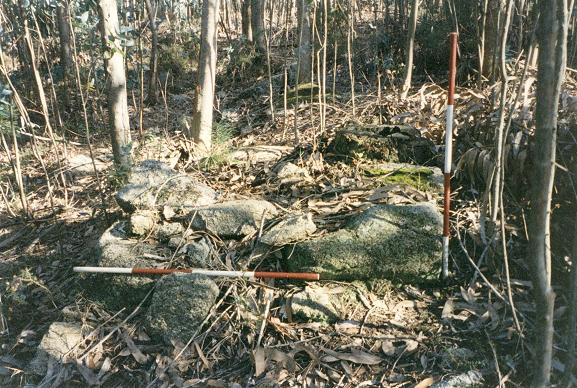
(191, 0), (219, 153)
(98, 0), (132, 171)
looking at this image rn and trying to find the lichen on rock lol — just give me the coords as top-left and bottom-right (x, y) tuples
(145, 274), (219, 343)
(290, 284), (358, 323)
(29, 322), (84, 375)
(116, 160), (217, 213)
(261, 213), (317, 246)
(129, 210), (157, 236)
(188, 199), (278, 239)
(285, 203), (443, 284)
(89, 221), (169, 309)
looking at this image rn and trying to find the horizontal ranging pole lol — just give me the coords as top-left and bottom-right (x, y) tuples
(73, 266), (320, 281)
(443, 32), (458, 280)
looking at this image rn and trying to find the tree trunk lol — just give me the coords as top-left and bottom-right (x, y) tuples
(400, 0), (419, 99)
(190, 0), (219, 153)
(242, 0), (252, 41)
(482, 0), (504, 80)
(98, 0), (132, 171)
(528, 0), (569, 386)
(56, 0), (73, 78)
(145, 0), (159, 105)
(296, 0), (312, 84)
(251, 0), (266, 52)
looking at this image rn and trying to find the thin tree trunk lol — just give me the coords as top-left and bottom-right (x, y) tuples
(528, 0), (569, 385)
(563, 177), (577, 386)
(98, 0), (132, 171)
(347, 3), (355, 115)
(296, 0), (312, 83)
(242, 0), (252, 41)
(483, 0), (504, 80)
(478, 0), (489, 86)
(145, 0), (159, 105)
(400, 0), (419, 99)
(56, 0), (73, 84)
(491, 0), (513, 221)
(190, 0), (219, 153)
(251, 0), (266, 53)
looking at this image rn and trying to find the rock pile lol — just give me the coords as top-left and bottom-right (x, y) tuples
(66, 152), (443, 348)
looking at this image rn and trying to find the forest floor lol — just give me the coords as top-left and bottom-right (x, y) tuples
(1, 51), (576, 387)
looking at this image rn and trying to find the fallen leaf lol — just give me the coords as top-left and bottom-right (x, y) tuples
(121, 331), (148, 364)
(441, 298), (454, 320)
(335, 320), (361, 334)
(322, 348), (382, 365)
(414, 376), (437, 388)
(194, 341), (212, 370)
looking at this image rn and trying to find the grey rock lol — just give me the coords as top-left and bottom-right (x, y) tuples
(116, 160), (217, 213)
(168, 236), (184, 249)
(185, 238), (212, 267)
(290, 286), (343, 323)
(91, 221), (169, 308)
(129, 210), (157, 236)
(261, 213), (316, 246)
(163, 205), (176, 220)
(68, 154), (107, 176)
(286, 203), (443, 284)
(146, 274), (219, 343)
(157, 222), (184, 241)
(29, 322), (83, 375)
(230, 146), (292, 164)
(430, 371), (483, 388)
(274, 162), (311, 185)
(190, 200), (278, 238)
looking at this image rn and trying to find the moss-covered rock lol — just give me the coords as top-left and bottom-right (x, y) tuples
(116, 160), (217, 213)
(145, 274), (219, 343)
(285, 203), (442, 284)
(327, 124), (437, 165)
(362, 162), (443, 192)
(328, 128), (400, 161)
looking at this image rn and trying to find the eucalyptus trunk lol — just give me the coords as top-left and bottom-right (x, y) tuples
(56, 0), (73, 78)
(251, 0), (266, 52)
(145, 0), (159, 105)
(400, 0), (419, 99)
(190, 0), (219, 153)
(241, 0), (252, 41)
(296, 0), (312, 83)
(98, 0), (132, 171)
(528, 0), (569, 386)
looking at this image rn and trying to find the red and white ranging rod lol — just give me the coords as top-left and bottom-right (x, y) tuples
(443, 32), (458, 280)
(73, 266), (321, 281)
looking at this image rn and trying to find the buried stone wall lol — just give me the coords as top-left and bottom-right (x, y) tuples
(75, 157), (443, 344)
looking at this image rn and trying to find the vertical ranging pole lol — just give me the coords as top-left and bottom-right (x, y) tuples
(443, 32), (458, 280)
